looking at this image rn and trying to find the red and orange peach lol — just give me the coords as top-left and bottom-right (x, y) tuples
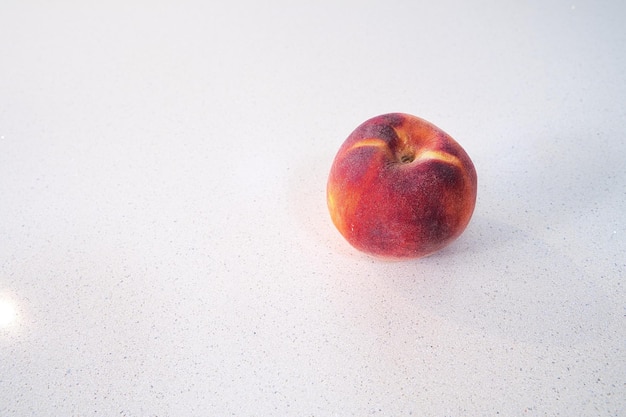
(327, 113), (477, 259)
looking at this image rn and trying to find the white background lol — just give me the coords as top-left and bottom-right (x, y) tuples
(1, 1), (625, 415)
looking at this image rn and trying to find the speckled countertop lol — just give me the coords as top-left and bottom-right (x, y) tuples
(1, 1), (625, 416)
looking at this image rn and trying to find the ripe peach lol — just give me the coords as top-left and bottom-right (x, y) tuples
(327, 113), (477, 259)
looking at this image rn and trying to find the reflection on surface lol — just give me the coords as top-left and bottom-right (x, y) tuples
(0, 298), (17, 327)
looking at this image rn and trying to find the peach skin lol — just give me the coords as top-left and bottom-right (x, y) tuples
(327, 113), (477, 259)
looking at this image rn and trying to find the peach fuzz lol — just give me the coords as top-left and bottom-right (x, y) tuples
(327, 113), (477, 259)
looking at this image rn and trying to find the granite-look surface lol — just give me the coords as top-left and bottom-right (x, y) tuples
(1, 1), (624, 416)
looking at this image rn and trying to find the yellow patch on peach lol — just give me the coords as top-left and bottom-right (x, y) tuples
(416, 150), (463, 169)
(327, 185), (358, 237)
(347, 138), (391, 154)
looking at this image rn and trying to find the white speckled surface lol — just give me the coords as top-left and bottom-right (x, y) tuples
(1, 1), (625, 416)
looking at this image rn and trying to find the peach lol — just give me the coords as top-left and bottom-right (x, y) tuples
(327, 113), (477, 259)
